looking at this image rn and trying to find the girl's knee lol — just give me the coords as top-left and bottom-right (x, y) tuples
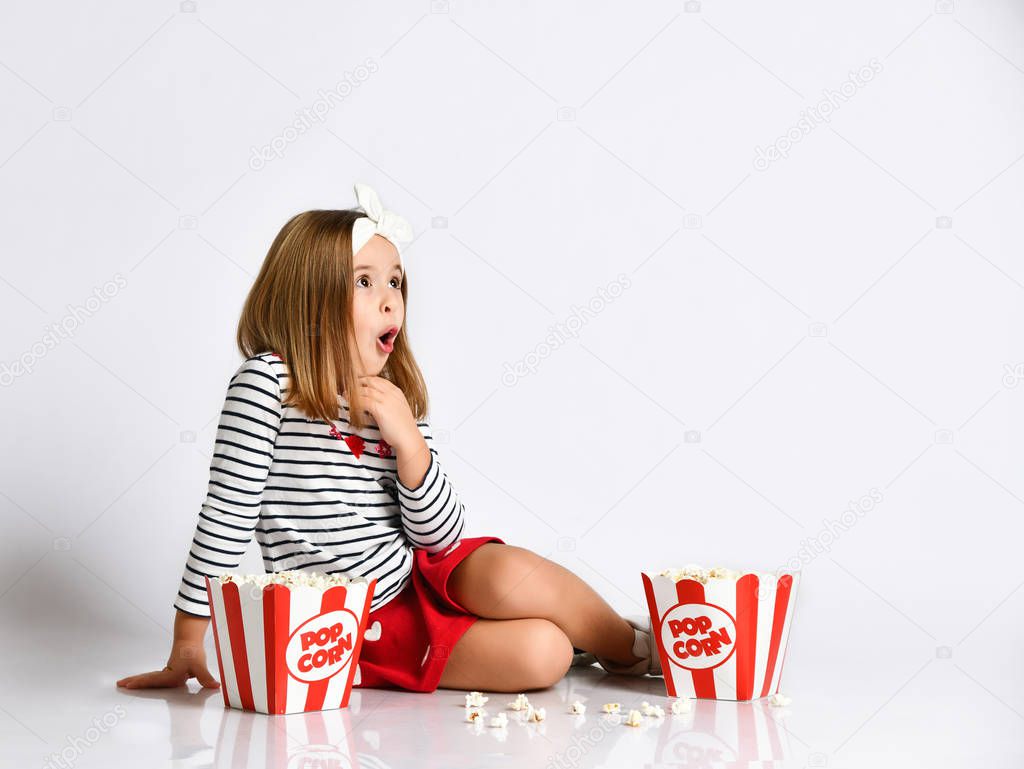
(494, 546), (557, 593)
(451, 544), (561, 618)
(492, 544), (542, 576)
(519, 619), (573, 690)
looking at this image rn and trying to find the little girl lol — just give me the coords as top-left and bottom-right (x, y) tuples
(117, 183), (661, 694)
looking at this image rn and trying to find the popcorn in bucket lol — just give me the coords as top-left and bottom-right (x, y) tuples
(642, 565), (799, 700)
(205, 572), (377, 714)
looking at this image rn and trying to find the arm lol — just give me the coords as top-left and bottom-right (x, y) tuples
(174, 609), (211, 644)
(173, 356), (283, 616)
(117, 356), (282, 689)
(394, 419), (466, 554)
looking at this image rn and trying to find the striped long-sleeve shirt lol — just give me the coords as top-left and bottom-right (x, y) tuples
(173, 352), (466, 618)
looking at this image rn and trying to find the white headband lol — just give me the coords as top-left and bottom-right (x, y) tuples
(350, 183), (413, 265)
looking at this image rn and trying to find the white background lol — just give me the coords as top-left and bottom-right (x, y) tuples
(1, 1), (1022, 766)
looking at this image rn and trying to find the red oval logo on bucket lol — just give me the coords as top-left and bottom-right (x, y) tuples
(660, 602), (737, 671)
(285, 609), (360, 683)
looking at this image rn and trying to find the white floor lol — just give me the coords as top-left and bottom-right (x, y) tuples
(5, 649), (1021, 769)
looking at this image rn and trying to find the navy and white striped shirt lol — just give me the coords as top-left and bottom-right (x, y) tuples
(174, 352), (466, 618)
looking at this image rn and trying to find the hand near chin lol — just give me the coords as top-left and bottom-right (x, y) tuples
(356, 376), (420, 451)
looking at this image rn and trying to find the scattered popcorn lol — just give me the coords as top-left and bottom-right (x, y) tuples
(601, 702), (621, 714)
(527, 706), (546, 723)
(507, 693), (530, 711)
(640, 701), (665, 718)
(217, 570), (367, 589)
(465, 707), (485, 723)
(465, 691), (489, 708)
(488, 712), (508, 728)
(568, 701), (587, 715)
(769, 692), (792, 707)
(671, 698), (693, 715)
(624, 709), (644, 727)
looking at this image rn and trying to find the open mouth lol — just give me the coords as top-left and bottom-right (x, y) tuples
(376, 326), (399, 354)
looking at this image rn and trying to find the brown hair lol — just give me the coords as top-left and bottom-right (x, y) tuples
(236, 209), (428, 431)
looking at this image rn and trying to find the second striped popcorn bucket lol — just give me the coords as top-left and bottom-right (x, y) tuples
(641, 570), (799, 700)
(205, 574), (377, 714)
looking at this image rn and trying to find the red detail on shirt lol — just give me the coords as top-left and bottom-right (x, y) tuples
(344, 434), (366, 458)
(327, 421), (379, 461)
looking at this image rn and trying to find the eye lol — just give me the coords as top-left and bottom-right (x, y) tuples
(356, 275), (370, 288)
(389, 276), (402, 288)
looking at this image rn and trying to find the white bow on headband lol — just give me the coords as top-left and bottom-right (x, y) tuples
(351, 183), (413, 264)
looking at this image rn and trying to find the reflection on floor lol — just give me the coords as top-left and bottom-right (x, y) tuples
(107, 665), (799, 768)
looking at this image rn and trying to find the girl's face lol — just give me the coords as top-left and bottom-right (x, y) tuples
(350, 234), (404, 377)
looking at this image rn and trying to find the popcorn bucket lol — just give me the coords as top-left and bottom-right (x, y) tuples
(641, 570), (799, 700)
(205, 575), (377, 714)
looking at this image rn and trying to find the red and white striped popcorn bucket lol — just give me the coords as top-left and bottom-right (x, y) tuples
(205, 575), (377, 714)
(641, 570), (799, 700)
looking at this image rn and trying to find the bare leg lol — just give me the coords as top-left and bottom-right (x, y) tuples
(437, 617), (574, 692)
(448, 543), (644, 666)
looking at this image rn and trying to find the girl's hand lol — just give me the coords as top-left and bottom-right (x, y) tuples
(116, 640), (220, 690)
(357, 375), (421, 453)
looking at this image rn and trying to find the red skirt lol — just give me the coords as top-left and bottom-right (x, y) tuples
(353, 535), (506, 692)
